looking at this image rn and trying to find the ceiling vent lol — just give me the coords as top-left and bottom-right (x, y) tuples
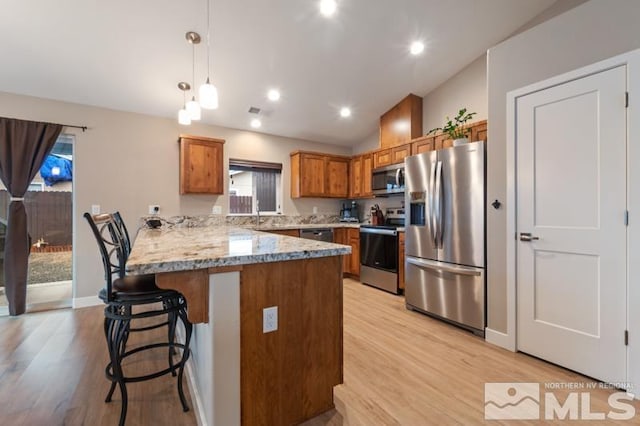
(248, 106), (261, 114)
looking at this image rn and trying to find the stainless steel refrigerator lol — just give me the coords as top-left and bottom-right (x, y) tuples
(404, 141), (485, 335)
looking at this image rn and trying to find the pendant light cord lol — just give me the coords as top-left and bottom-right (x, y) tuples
(206, 0), (211, 79)
(192, 42), (196, 97)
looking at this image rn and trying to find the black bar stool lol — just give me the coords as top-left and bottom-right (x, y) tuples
(84, 212), (192, 426)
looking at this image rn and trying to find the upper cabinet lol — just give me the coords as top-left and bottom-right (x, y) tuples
(290, 151), (350, 198)
(349, 153), (373, 198)
(179, 135), (225, 195)
(379, 94), (423, 148)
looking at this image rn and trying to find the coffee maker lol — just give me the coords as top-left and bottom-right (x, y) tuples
(339, 201), (360, 223)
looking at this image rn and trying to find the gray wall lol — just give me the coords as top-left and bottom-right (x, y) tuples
(487, 0), (640, 332)
(0, 91), (349, 299)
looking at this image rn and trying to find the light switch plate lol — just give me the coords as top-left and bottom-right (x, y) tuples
(263, 306), (278, 333)
(91, 204), (100, 215)
(212, 205), (222, 215)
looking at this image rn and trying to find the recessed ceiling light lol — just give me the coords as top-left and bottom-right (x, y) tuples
(410, 41), (425, 56)
(319, 0), (337, 17)
(339, 107), (351, 118)
(250, 118), (262, 128)
(267, 89), (281, 102)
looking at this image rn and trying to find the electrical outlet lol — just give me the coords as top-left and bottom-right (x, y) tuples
(263, 306), (278, 333)
(312, 206), (318, 214)
(91, 204), (100, 215)
(212, 205), (222, 215)
(148, 205), (160, 215)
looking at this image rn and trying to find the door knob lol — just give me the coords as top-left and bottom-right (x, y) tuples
(519, 232), (539, 242)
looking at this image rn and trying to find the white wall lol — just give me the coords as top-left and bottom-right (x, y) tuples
(422, 54), (487, 132)
(486, 0), (640, 334)
(0, 91), (350, 298)
(351, 129), (379, 156)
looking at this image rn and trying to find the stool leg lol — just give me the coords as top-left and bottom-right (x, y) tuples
(106, 315), (131, 426)
(176, 306), (192, 412)
(104, 316), (117, 403)
(167, 303), (177, 377)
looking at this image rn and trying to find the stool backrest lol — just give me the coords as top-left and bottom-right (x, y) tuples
(112, 211), (132, 260)
(83, 212), (126, 302)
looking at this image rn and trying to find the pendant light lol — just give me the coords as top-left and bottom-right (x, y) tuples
(185, 32), (202, 120)
(199, 0), (219, 109)
(178, 82), (192, 125)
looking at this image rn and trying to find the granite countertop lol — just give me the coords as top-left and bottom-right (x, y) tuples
(253, 223), (404, 232)
(126, 226), (352, 275)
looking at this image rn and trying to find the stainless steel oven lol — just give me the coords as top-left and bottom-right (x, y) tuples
(372, 164), (405, 196)
(360, 226), (399, 294)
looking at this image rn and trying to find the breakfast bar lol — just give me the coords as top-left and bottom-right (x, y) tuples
(126, 226), (350, 426)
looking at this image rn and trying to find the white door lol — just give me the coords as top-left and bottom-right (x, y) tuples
(516, 65), (627, 383)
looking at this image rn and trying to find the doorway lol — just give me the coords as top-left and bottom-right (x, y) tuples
(0, 134), (74, 314)
(514, 65), (627, 384)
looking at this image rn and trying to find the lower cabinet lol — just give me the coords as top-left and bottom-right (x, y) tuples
(398, 231), (405, 291)
(333, 227), (360, 277)
(265, 229), (300, 237)
(348, 228), (360, 277)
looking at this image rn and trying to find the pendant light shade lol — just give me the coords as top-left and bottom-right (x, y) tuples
(178, 108), (191, 125)
(186, 96), (201, 120)
(199, 78), (219, 110)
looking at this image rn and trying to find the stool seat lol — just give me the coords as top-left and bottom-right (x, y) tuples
(98, 273), (168, 302)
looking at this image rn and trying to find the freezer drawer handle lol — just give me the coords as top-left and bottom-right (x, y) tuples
(519, 232), (539, 242)
(406, 257), (482, 276)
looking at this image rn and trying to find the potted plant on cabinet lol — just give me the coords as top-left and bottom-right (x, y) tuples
(427, 108), (477, 146)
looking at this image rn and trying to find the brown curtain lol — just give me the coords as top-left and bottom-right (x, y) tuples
(0, 117), (62, 315)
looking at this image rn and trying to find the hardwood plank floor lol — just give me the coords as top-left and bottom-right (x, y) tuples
(333, 278), (640, 425)
(1, 279), (639, 425)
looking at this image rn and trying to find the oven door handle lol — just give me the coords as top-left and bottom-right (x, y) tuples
(359, 228), (398, 236)
(406, 256), (482, 276)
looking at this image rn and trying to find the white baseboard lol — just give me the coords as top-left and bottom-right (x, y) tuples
(177, 328), (207, 426)
(184, 356), (207, 426)
(72, 295), (101, 309)
(485, 327), (516, 351)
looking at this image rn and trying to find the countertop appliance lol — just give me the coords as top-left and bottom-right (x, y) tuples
(372, 164), (405, 196)
(404, 141), (485, 336)
(339, 201), (360, 223)
(360, 208), (405, 294)
(299, 228), (334, 242)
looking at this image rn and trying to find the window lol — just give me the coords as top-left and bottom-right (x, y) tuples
(229, 159), (282, 215)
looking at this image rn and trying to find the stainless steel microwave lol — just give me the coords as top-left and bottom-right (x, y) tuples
(372, 163), (405, 195)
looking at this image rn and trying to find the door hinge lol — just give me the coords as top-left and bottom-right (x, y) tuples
(626, 92), (629, 108)
(625, 330), (629, 346)
(625, 210), (629, 226)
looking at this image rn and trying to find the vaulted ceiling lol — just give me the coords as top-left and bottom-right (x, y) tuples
(0, 0), (556, 145)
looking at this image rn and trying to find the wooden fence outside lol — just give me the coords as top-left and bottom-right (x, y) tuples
(230, 195), (252, 214)
(0, 190), (72, 247)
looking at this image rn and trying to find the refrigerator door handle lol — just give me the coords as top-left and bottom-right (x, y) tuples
(406, 256), (482, 276)
(428, 161), (437, 248)
(434, 161), (443, 248)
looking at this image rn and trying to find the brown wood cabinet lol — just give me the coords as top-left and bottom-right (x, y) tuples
(398, 231), (405, 291)
(334, 227), (360, 277)
(374, 148), (392, 168)
(348, 228), (360, 277)
(290, 152), (350, 198)
(179, 135), (225, 194)
(391, 144), (411, 164)
(380, 94), (423, 148)
(350, 153), (373, 198)
(470, 120), (487, 142)
(411, 136), (434, 155)
(265, 229), (300, 237)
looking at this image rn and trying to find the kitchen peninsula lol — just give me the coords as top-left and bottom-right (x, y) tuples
(126, 225), (350, 426)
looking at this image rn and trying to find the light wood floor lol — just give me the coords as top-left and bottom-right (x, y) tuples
(1, 279), (639, 425)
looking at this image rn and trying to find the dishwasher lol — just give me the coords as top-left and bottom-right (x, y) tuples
(299, 228), (333, 242)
